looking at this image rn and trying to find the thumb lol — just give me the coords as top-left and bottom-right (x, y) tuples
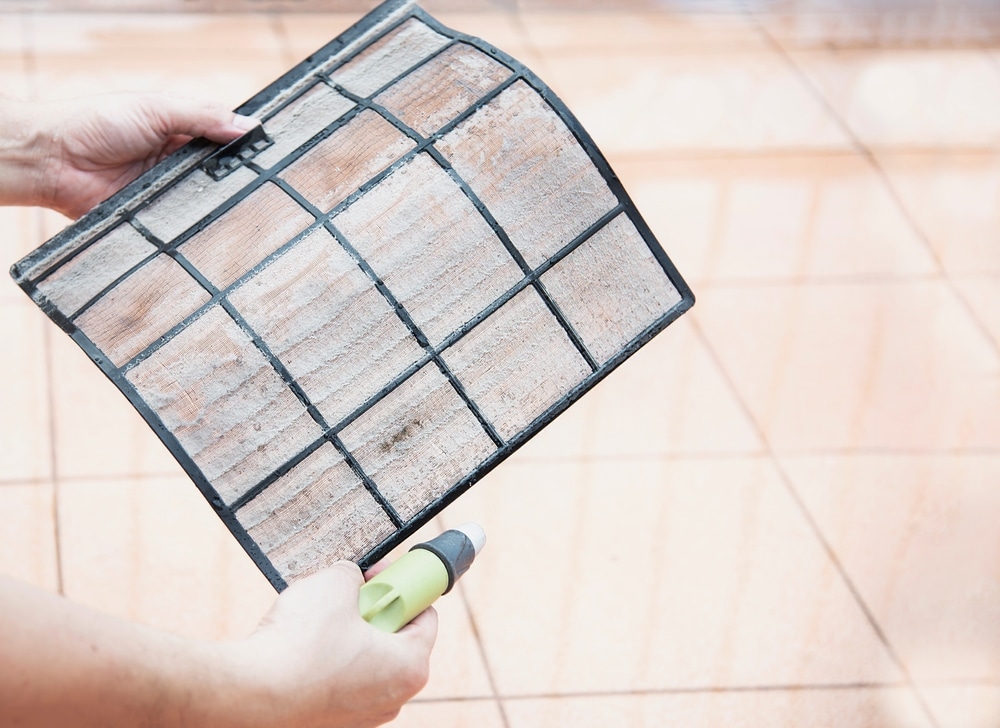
(256, 562), (362, 624)
(146, 93), (260, 144)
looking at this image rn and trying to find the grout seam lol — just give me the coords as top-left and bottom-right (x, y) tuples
(691, 273), (947, 289)
(35, 210), (65, 597)
(747, 10), (1000, 364)
(691, 311), (942, 728)
(407, 676), (1000, 704)
(431, 515), (512, 728)
(8, 446), (997, 489)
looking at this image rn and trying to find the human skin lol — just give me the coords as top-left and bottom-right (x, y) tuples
(0, 92), (438, 727)
(0, 566), (437, 728)
(0, 92), (258, 217)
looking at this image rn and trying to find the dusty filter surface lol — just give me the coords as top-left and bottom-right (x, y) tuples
(10, 0), (694, 591)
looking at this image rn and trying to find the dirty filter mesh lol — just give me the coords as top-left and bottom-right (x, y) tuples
(10, 0), (693, 590)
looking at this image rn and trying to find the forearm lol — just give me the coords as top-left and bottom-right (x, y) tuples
(0, 98), (53, 209)
(0, 576), (252, 728)
(0, 566), (435, 728)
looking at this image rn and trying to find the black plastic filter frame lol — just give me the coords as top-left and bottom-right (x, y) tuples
(11, 0), (694, 591)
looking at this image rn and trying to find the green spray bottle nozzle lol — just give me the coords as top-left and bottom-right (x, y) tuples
(359, 523), (486, 633)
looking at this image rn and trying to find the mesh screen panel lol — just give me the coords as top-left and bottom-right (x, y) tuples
(10, 0), (694, 590)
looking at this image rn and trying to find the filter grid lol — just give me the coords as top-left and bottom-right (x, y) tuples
(10, 0), (694, 588)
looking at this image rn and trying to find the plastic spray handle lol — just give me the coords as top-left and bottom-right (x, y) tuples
(359, 523), (486, 633)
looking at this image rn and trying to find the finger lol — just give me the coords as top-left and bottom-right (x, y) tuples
(144, 93), (260, 145)
(364, 559), (392, 581)
(282, 561), (364, 614)
(398, 605), (438, 649)
(383, 607), (436, 698)
(320, 561), (366, 595)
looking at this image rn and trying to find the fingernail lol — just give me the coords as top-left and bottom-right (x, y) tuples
(232, 114), (261, 132)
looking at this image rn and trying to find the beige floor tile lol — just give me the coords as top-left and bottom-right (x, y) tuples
(38, 207), (73, 243)
(421, 0), (505, 11)
(535, 49), (852, 156)
(0, 16), (24, 56)
(387, 699), (505, 728)
(520, 11), (769, 53)
(32, 57), (287, 106)
(954, 277), (1000, 349)
(784, 454), (1000, 682)
(503, 689), (934, 728)
(1, 206), (39, 303)
(26, 13), (282, 56)
(786, 49), (1000, 149)
(756, 9), (1000, 49)
(694, 281), (1000, 451)
(279, 11), (540, 71)
(876, 153), (1000, 275)
(615, 154), (937, 287)
(419, 587), (495, 700)
(58, 475), (276, 640)
(9, 12), (1000, 728)
(49, 330), (182, 479)
(517, 0), (748, 10)
(514, 317), (764, 461)
(439, 457), (901, 696)
(429, 11), (530, 55)
(922, 685), (1000, 728)
(274, 13), (362, 63)
(0, 483), (59, 591)
(0, 57), (28, 98)
(26, 13), (286, 102)
(0, 300), (52, 482)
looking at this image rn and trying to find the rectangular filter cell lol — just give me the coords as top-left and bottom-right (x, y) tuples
(9, 0), (694, 591)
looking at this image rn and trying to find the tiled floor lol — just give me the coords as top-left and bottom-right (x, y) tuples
(1, 2), (998, 727)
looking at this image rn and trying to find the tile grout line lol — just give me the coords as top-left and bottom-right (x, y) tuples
(13, 444), (997, 489)
(40, 316), (64, 597)
(949, 280), (1000, 353)
(456, 579), (512, 728)
(609, 147), (1000, 162)
(432, 515), (511, 728)
(688, 273), (1000, 307)
(34, 214), (65, 596)
(734, 23), (950, 728)
(690, 311), (941, 728)
(506, 0), (553, 83)
(435, 681), (920, 702)
(694, 273), (949, 288)
(746, 7), (1000, 364)
(406, 675), (1000, 704)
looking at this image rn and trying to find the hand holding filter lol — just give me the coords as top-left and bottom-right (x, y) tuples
(359, 523), (486, 633)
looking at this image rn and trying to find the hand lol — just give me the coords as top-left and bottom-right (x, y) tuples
(0, 92), (257, 218)
(222, 562), (438, 728)
(0, 563), (437, 728)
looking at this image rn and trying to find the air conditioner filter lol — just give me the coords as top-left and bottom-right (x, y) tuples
(10, 0), (694, 591)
